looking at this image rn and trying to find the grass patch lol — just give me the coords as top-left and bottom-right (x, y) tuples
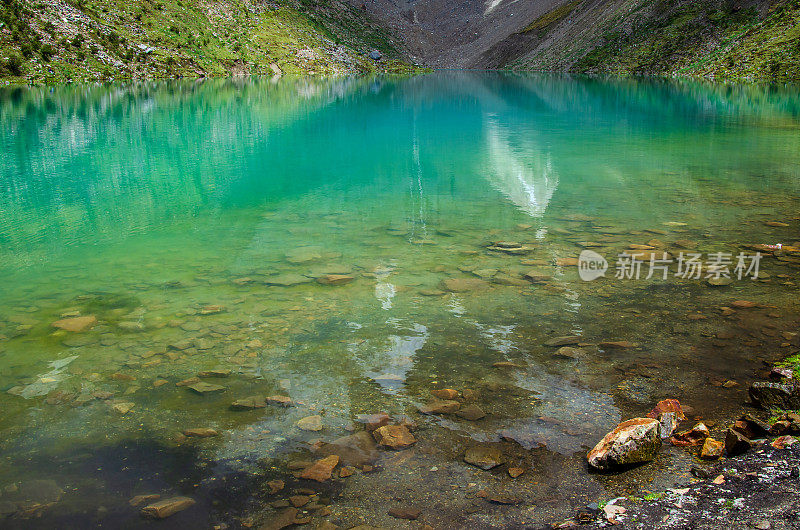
(522, 0), (582, 34)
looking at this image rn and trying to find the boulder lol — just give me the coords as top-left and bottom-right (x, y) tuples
(317, 274), (354, 286)
(749, 382), (800, 410)
(186, 382), (225, 394)
(355, 412), (390, 432)
(431, 388), (458, 400)
(587, 418), (662, 470)
(725, 428), (752, 456)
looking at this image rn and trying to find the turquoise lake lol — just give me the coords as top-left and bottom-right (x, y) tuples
(0, 73), (799, 528)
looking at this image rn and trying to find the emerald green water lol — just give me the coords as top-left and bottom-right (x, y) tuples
(1, 73), (799, 528)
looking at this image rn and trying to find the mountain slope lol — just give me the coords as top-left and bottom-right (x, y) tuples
(0, 0), (415, 83)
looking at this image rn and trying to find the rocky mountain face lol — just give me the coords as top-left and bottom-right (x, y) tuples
(351, 0), (800, 81)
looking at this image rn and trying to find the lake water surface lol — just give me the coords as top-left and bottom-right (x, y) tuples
(1, 73), (799, 528)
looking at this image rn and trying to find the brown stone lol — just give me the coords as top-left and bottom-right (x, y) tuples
(140, 496), (196, 519)
(355, 412), (390, 431)
(317, 274), (354, 286)
(456, 404), (486, 421)
(599, 340), (638, 349)
(129, 494), (160, 506)
(266, 395), (294, 407)
(441, 278), (489, 292)
(670, 423), (710, 447)
(492, 361), (522, 369)
(289, 495), (310, 508)
(51, 315), (97, 332)
(231, 396), (267, 410)
(544, 335), (581, 347)
(388, 507), (421, 520)
(464, 445), (504, 470)
(339, 466), (355, 478)
(267, 479), (285, 494)
(508, 467), (525, 478)
(182, 428), (219, 438)
(418, 399), (460, 414)
(725, 428), (752, 456)
(700, 438), (724, 459)
(299, 455), (339, 482)
(186, 382), (225, 394)
(372, 425), (416, 449)
(431, 388), (459, 400)
(731, 300), (758, 309)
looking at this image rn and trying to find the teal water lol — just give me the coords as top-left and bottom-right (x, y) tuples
(1, 73), (800, 528)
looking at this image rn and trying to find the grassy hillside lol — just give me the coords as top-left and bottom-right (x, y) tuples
(508, 0), (800, 83)
(0, 0), (417, 84)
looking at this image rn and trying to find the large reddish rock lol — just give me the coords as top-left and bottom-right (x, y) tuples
(587, 418), (662, 470)
(298, 455), (339, 482)
(51, 315), (97, 332)
(647, 399), (686, 420)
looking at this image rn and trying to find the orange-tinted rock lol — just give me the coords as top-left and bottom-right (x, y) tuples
(700, 437), (724, 459)
(299, 455), (339, 482)
(587, 418), (661, 470)
(372, 425), (416, 449)
(418, 399), (460, 414)
(732, 300), (757, 309)
(51, 315), (97, 332)
(647, 399), (686, 421)
(432, 388), (459, 400)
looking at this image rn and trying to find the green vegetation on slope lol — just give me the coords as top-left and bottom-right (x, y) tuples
(0, 0), (417, 83)
(522, 0), (582, 35)
(509, 0), (800, 83)
(569, 0), (800, 82)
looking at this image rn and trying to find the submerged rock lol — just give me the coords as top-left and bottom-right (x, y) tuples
(186, 382), (225, 395)
(441, 278), (489, 292)
(231, 396), (266, 410)
(464, 445), (504, 470)
(456, 404), (486, 421)
(140, 496), (195, 519)
(316, 274), (354, 286)
(544, 335), (581, 347)
(182, 428), (219, 438)
(372, 424), (416, 449)
(298, 455), (339, 482)
(587, 418), (661, 471)
(316, 431), (378, 467)
(51, 315), (97, 332)
(418, 399), (460, 414)
(297, 415), (323, 432)
(265, 274), (312, 287)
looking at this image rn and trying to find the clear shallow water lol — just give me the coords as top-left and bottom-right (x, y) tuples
(1, 73), (799, 527)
